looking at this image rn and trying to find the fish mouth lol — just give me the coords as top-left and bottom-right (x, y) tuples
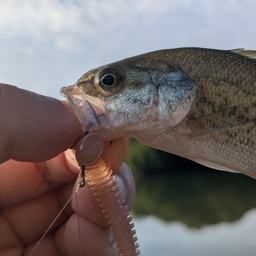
(60, 84), (108, 133)
(60, 85), (86, 125)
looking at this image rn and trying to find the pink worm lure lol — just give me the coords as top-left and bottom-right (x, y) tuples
(76, 135), (140, 256)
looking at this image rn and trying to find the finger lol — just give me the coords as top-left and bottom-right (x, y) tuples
(1, 187), (70, 245)
(56, 163), (135, 256)
(66, 137), (131, 227)
(0, 163), (76, 255)
(115, 162), (136, 209)
(102, 137), (129, 173)
(65, 137), (129, 175)
(0, 142), (132, 250)
(55, 214), (119, 256)
(0, 153), (77, 206)
(24, 234), (60, 256)
(1, 178), (78, 249)
(0, 154), (79, 252)
(0, 152), (79, 245)
(0, 83), (83, 163)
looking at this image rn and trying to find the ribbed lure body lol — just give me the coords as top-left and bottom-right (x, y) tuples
(85, 158), (139, 256)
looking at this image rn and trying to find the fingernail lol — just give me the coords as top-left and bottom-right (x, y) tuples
(115, 162), (136, 209)
(64, 149), (80, 174)
(106, 229), (116, 245)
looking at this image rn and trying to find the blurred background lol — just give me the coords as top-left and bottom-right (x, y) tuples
(1, 1), (256, 255)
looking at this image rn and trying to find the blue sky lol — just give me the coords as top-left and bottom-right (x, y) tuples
(0, 0), (255, 97)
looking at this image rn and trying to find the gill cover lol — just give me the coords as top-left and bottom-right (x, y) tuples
(60, 62), (199, 140)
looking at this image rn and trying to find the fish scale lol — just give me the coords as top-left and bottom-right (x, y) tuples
(61, 47), (256, 179)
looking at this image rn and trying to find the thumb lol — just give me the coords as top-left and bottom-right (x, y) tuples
(0, 84), (83, 163)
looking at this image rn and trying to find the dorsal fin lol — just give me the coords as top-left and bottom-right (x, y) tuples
(230, 48), (256, 59)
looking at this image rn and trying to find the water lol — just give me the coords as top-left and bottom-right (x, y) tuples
(131, 168), (256, 256)
(134, 210), (256, 256)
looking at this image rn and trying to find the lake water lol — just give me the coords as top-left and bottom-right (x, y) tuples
(131, 168), (256, 256)
(133, 210), (256, 256)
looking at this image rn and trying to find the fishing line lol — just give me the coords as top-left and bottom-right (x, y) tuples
(76, 165), (86, 256)
(28, 189), (77, 256)
(28, 136), (106, 256)
(74, 137), (113, 256)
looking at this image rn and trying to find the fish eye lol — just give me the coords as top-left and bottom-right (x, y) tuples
(97, 68), (123, 96)
(101, 74), (116, 86)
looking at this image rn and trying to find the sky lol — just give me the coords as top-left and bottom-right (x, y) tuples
(1, 1), (256, 255)
(0, 0), (256, 98)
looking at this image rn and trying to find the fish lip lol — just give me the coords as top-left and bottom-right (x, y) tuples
(82, 99), (102, 133)
(78, 94), (108, 133)
(60, 84), (86, 126)
(60, 84), (108, 133)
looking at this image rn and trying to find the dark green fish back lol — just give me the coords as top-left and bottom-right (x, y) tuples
(150, 48), (256, 94)
(149, 48), (256, 177)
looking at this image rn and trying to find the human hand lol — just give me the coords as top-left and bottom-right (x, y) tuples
(0, 84), (134, 256)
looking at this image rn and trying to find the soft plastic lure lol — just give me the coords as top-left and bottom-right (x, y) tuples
(75, 134), (140, 256)
(28, 134), (139, 256)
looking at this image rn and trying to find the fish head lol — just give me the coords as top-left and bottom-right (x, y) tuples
(61, 55), (200, 140)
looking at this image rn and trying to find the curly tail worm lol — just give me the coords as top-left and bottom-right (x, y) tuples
(76, 135), (140, 256)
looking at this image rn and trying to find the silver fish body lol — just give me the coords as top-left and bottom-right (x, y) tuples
(61, 48), (256, 179)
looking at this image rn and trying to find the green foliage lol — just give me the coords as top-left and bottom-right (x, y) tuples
(132, 170), (256, 228)
(125, 139), (256, 228)
(125, 138), (200, 176)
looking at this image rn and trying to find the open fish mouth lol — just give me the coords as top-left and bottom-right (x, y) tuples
(60, 82), (160, 139)
(60, 67), (199, 141)
(60, 74), (199, 139)
(60, 84), (108, 134)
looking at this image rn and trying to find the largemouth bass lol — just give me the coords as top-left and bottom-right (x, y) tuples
(61, 47), (256, 179)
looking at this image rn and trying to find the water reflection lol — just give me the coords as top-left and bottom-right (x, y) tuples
(131, 168), (256, 255)
(133, 209), (256, 256)
(133, 169), (256, 227)
(126, 139), (256, 254)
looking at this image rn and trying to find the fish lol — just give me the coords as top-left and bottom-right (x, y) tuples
(60, 47), (256, 179)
